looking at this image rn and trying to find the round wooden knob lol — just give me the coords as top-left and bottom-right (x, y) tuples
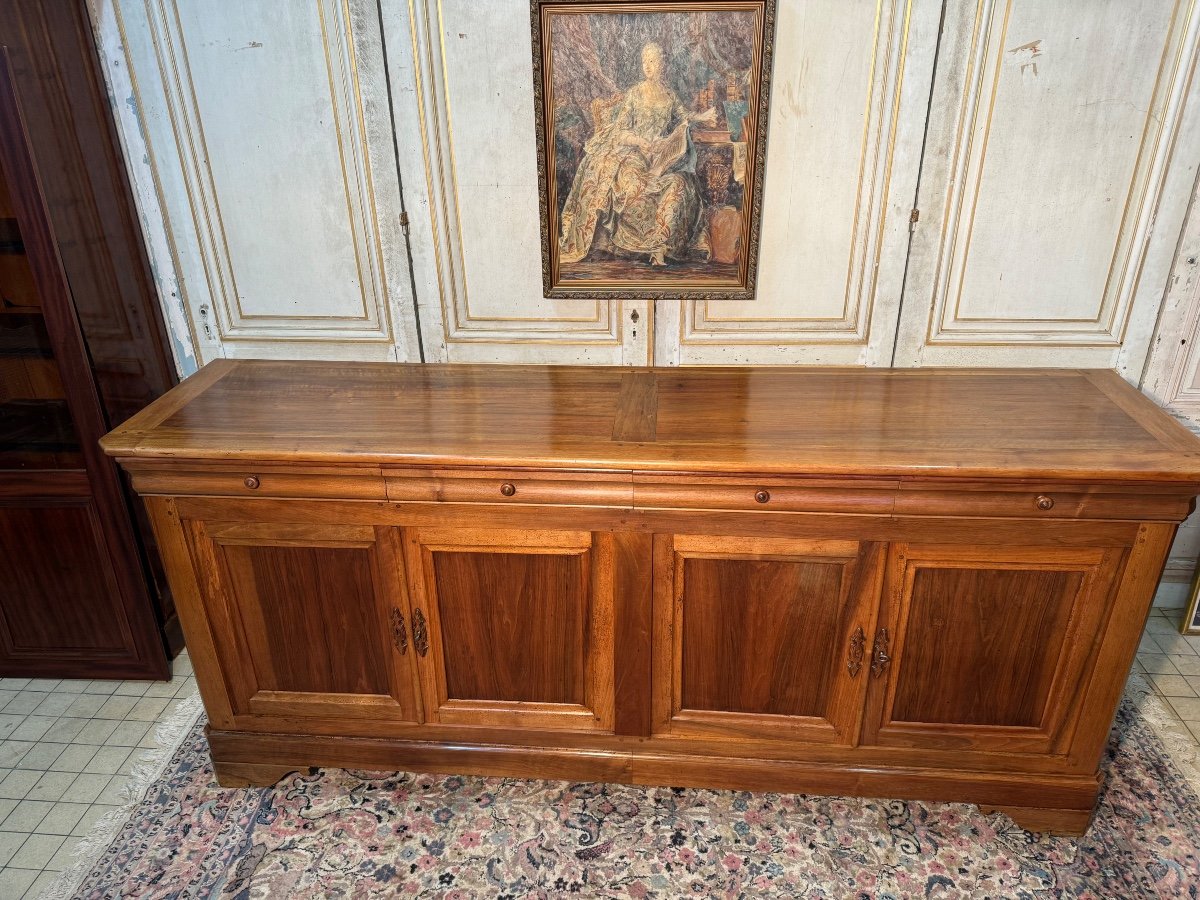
(754, 490), (771, 504)
(243, 475), (260, 490)
(1035, 494), (1054, 511)
(500, 482), (517, 497)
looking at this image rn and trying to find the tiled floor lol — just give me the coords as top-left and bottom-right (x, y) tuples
(0, 609), (1194, 899)
(1136, 603), (1200, 742)
(0, 653), (196, 899)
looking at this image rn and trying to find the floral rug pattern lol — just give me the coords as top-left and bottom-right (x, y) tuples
(65, 697), (1200, 899)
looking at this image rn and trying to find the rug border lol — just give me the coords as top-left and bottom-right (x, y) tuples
(38, 691), (205, 900)
(33, 676), (1200, 899)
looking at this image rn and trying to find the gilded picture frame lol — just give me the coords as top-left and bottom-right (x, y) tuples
(1183, 568), (1200, 635)
(531, 0), (777, 300)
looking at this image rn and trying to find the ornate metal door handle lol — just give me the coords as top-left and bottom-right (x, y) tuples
(389, 608), (408, 655)
(847, 626), (865, 677)
(870, 627), (891, 678)
(412, 607), (429, 657)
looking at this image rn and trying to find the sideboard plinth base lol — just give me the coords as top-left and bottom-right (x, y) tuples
(205, 727), (1102, 835)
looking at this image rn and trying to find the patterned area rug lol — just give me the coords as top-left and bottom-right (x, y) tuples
(44, 684), (1200, 899)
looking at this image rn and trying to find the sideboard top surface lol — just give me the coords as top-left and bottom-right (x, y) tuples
(101, 360), (1200, 482)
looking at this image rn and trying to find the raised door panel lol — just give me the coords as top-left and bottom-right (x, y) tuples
(403, 527), (614, 732)
(653, 535), (883, 746)
(183, 519), (420, 725)
(0, 500), (135, 665)
(894, 0), (1200, 371)
(864, 543), (1125, 756)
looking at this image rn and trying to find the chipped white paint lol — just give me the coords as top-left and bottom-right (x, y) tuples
(88, 0), (199, 376)
(91, 0), (421, 364)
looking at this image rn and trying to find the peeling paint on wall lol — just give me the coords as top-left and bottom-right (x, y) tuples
(86, 0), (199, 377)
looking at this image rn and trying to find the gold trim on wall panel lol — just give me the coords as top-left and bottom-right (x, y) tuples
(405, 0), (618, 345)
(925, 0), (1197, 346)
(144, 0), (395, 342)
(681, 0), (909, 346)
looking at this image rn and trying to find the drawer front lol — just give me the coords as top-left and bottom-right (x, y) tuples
(633, 476), (898, 515)
(386, 469), (632, 508)
(129, 469), (387, 500)
(893, 485), (1192, 521)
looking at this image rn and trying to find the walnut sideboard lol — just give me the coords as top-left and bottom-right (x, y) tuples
(101, 361), (1200, 834)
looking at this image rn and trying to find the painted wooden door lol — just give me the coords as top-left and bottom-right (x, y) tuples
(893, 0), (1200, 375)
(180, 516), (421, 728)
(401, 526), (617, 733)
(651, 535), (884, 747)
(862, 543), (1126, 755)
(93, 0), (422, 366)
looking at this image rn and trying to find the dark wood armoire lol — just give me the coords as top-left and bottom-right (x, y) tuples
(0, 1), (179, 679)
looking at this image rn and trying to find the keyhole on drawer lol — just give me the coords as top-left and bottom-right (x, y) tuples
(630, 308), (639, 339)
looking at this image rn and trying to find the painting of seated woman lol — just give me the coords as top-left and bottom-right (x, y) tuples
(533, 1), (775, 299)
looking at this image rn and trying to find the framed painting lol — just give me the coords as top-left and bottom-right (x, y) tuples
(531, 0), (777, 300)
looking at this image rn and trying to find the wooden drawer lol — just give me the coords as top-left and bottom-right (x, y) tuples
(128, 467), (387, 500)
(893, 483), (1193, 521)
(632, 475), (898, 515)
(385, 468), (632, 508)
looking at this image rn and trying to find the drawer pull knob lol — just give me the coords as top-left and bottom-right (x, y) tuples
(1035, 494), (1054, 511)
(754, 490), (770, 504)
(243, 475), (260, 490)
(500, 482), (517, 497)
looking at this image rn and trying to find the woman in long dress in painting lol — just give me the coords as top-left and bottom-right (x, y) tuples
(559, 42), (717, 268)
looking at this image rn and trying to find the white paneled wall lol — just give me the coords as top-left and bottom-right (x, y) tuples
(91, 1), (1200, 590)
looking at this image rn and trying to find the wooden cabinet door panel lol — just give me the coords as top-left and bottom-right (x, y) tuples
(653, 535), (883, 746)
(403, 527), (614, 732)
(184, 519), (419, 724)
(864, 543), (1125, 755)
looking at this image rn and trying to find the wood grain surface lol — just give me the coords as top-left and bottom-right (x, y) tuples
(102, 360), (1200, 482)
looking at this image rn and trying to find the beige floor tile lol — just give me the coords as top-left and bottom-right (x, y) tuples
(0, 799), (52, 833)
(0, 694), (41, 717)
(83, 747), (132, 776)
(126, 697), (170, 722)
(94, 696), (138, 720)
(0, 866), (37, 898)
(0, 800), (17, 825)
(81, 681), (117, 696)
(40, 718), (87, 744)
(105, 721), (150, 748)
(32, 693), (79, 718)
(0, 744), (30, 769)
(0, 681), (29, 691)
(1153, 634), (1198, 656)
(22, 680), (59, 693)
(70, 803), (117, 837)
(113, 681), (152, 698)
(65, 773), (112, 805)
(1137, 653), (1178, 674)
(1148, 674), (1198, 697)
(72, 720), (118, 745)
(10, 717), (55, 743)
(0, 830), (26, 867)
(1168, 696), (1200, 721)
(25, 770), (77, 803)
(1169, 654), (1200, 676)
(44, 837), (79, 872)
(143, 679), (185, 699)
(64, 694), (108, 718)
(8, 832), (64, 869)
(11, 743), (59, 772)
(49, 744), (98, 774)
(94, 774), (129, 807)
(1145, 617), (1179, 634)
(0, 771), (41, 801)
(25, 869), (61, 898)
(34, 802), (88, 836)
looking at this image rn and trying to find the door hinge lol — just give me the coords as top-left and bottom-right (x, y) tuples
(400, 210), (410, 237)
